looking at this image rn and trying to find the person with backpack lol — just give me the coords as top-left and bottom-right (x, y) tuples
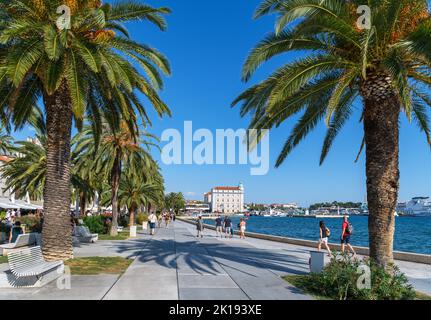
(148, 212), (157, 236)
(196, 216), (204, 238)
(318, 221), (332, 257)
(341, 216), (356, 257)
(223, 216), (232, 239)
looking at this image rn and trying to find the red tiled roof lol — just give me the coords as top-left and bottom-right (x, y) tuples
(213, 187), (240, 191)
(0, 155), (13, 163)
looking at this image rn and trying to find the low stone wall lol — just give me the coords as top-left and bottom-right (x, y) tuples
(178, 218), (431, 265)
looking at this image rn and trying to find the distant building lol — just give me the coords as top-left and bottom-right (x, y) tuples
(204, 192), (212, 204)
(185, 200), (210, 215)
(271, 203), (299, 209)
(0, 149), (43, 211)
(204, 183), (245, 214)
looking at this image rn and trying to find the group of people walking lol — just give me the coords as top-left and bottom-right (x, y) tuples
(196, 215), (247, 239)
(147, 212), (176, 236)
(318, 215), (356, 257)
(193, 214), (357, 258)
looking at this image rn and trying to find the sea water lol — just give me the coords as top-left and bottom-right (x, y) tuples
(206, 216), (431, 254)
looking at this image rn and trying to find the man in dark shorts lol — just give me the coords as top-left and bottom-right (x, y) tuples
(341, 216), (356, 257)
(215, 215), (223, 238)
(223, 216), (232, 239)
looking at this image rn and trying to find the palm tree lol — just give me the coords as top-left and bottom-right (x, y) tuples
(233, 0), (431, 267)
(71, 170), (97, 217)
(2, 140), (45, 200)
(1, 108), (47, 200)
(0, 0), (171, 260)
(2, 109), (95, 204)
(0, 129), (12, 155)
(74, 121), (159, 236)
(72, 144), (100, 216)
(118, 163), (164, 227)
(165, 192), (185, 215)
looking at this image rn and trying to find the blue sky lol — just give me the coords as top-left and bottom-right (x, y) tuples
(14, 0), (431, 206)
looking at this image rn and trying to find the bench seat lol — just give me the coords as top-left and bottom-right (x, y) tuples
(8, 246), (64, 278)
(74, 226), (98, 243)
(0, 233), (39, 256)
(11, 260), (63, 277)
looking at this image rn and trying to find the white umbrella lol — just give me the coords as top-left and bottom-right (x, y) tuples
(0, 200), (20, 209)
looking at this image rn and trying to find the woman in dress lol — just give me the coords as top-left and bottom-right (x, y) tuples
(239, 218), (246, 239)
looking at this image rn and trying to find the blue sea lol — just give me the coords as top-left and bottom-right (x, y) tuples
(206, 216), (431, 255)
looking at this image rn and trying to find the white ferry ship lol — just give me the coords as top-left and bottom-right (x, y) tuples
(399, 197), (431, 216)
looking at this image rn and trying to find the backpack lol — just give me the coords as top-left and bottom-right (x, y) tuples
(347, 223), (354, 235)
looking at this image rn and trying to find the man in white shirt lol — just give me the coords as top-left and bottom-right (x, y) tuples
(148, 213), (157, 235)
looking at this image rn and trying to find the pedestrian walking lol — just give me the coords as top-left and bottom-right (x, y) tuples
(215, 215), (223, 237)
(148, 212), (157, 235)
(196, 216), (204, 238)
(239, 218), (246, 239)
(318, 221), (332, 257)
(341, 216), (356, 257)
(223, 216), (232, 239)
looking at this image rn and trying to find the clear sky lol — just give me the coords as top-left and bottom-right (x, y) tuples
(14, 0), (431, 206)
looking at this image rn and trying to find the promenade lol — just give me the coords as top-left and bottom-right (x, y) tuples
(0, 220), (430, 300)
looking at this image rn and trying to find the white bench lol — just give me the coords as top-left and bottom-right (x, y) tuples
(0, 233), (39, 256)
(4, 246), (64, 288)
(75, 226), (98, 243)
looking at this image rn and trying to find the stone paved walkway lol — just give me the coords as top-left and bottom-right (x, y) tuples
(105, 221), (312, 300)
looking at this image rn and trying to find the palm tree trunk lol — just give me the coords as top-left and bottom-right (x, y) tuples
(109, 153), (121, 236)
(129, 204), (136, 227)
(42, 81), (74, 261)
(96, 191), (101, 214)
(79, 191), (86, 217)
(362, 73), (400, 268)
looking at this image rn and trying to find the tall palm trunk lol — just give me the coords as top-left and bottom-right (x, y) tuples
(96, 191), (102, 214)
(79, 191), (86, 217)
(129, 203), (137, 227)
(109, 152), (121, 236)
(42, 81), (73, 261)
(362, 73), (400, 268)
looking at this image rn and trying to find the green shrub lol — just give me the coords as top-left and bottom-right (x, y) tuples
(83, 216), (107, 234)
(18, 215), (42, 233)
(291, 253), (415, 300)
(0, 211), (6, 221)
(136, 213), (148, 225)
(118, 215), (129, 228)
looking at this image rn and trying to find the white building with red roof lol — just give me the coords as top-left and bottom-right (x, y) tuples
(204, 183), (244, 214)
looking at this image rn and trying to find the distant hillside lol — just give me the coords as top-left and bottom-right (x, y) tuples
(309, 201), (362, 210)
